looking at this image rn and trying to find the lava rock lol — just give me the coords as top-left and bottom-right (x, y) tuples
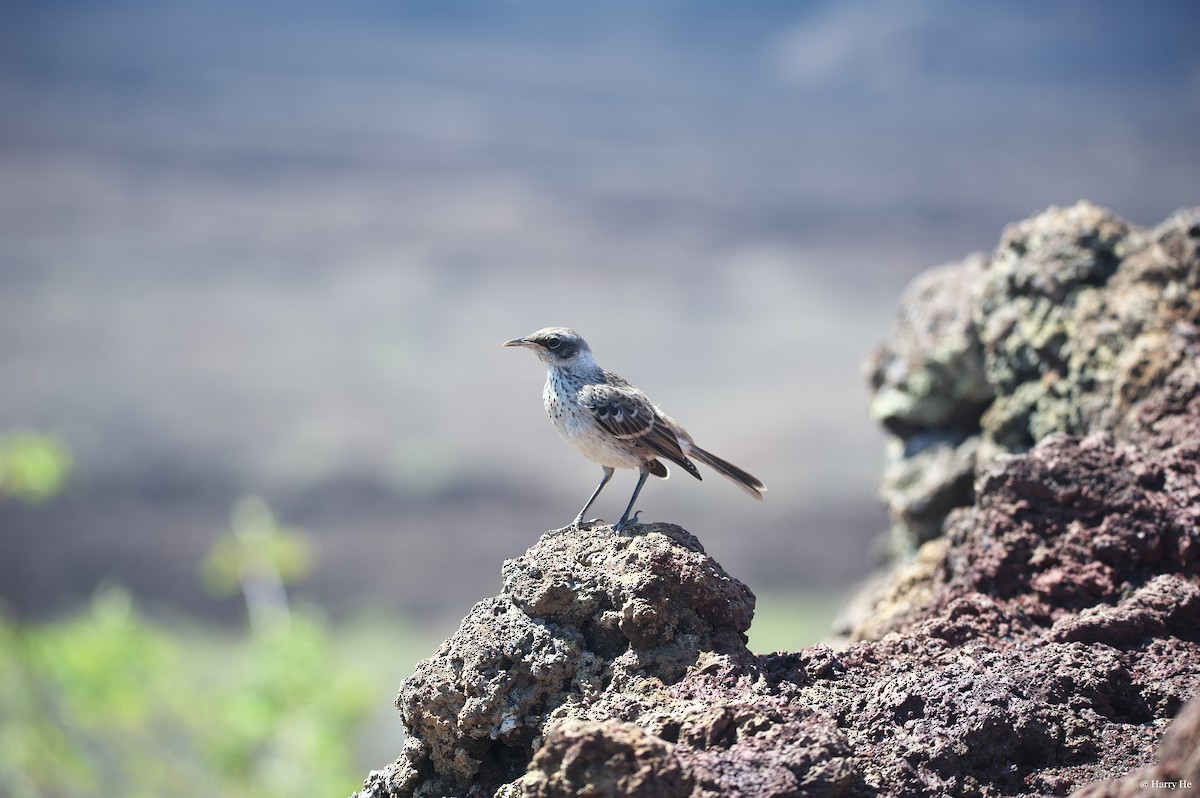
(868, 202), (1200, 552)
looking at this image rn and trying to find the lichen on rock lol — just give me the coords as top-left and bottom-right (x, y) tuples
(866, 201), (1200, 555)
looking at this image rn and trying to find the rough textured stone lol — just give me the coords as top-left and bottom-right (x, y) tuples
(518, 719), (693, 798)
(359, 523), (757, 798)
(866, 253), (993, 438)
(1070, 696), (1200, 798)
(357, 204), (1200, 798)
(360, 431), (1200, 797)
(396, 594), (586, 792)
(867, 201), (1200, 553)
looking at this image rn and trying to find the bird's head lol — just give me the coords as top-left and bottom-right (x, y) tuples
(503, 327), (593, 367)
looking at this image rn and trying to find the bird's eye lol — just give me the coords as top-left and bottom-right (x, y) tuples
(546, 336), (561, 349)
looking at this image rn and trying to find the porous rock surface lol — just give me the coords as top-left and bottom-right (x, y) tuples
(866, 201), (1200, 554)
(358, 204), (1200, 797)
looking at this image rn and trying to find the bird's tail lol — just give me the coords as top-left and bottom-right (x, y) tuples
(689, 446), (766, 500)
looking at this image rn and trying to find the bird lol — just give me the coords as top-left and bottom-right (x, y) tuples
(503, 327), (765, 532)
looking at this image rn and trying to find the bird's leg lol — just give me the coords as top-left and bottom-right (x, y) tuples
(614, 466), (651, 532)
(571, 467), (614, 528)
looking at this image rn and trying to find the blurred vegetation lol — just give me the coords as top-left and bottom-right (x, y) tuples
(0, 588), (388, 798)
(0, 442), (425, 798)
(746, 591), (844, 654)
(0, 431), (72, 503)
(202, 496), (315, 633)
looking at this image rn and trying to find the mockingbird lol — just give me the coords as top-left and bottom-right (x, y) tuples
(503, 327), (765, 531)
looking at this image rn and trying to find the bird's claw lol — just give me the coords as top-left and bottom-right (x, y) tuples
(614, 510), (643, 532)
(553, 517), (605, 535)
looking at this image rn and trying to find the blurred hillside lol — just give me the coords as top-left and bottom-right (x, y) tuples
(1, 0), (1198, 625)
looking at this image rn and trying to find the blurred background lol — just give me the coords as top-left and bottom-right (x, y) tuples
(1, 1), (1197, 795)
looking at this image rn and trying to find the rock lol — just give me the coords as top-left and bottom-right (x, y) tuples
(395, 594), (586, 792)
(517, 719), (692, 798)
(931, 432), (1200, 631)
(1050, 574), (1200, 646)
(876, 434), (978, 552)
(868, 201), (1200, 552)
(369, 522), (757, 797)
(834, 536), (948, 641)
(866, 253), (993, 439)
(360, 434), (1200, 796)
(1069, 695), (1200, 798)
(356, 204), (1200, 798)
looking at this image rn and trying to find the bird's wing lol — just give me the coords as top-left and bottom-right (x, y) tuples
(582, 382), (702, 480)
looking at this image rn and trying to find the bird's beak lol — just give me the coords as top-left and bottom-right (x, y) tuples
(503, 337), (532, 348)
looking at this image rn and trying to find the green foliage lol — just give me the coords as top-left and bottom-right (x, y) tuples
(200, 612), (375, 796)
(0, 431), (72, 502)
(201, 496), (315, 633)
(0, 443), (417, 796)
(0, 587), (382, 798)
(201, 497), (314, 597)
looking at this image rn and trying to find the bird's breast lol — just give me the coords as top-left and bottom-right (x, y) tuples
(542, 369), (645, 469)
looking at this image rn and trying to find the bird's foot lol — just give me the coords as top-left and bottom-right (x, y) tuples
(550, 517), (605, 536)
(613, 510), (644, 533)
(548, 519), (583, 536)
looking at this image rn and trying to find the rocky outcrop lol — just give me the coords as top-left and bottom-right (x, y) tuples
(867, 201), (1200, 554)
(357, 204), (1200, 797)
(361, 523), (762, 798)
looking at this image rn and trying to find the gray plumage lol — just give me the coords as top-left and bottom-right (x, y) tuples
(503, 327), (765, 531)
